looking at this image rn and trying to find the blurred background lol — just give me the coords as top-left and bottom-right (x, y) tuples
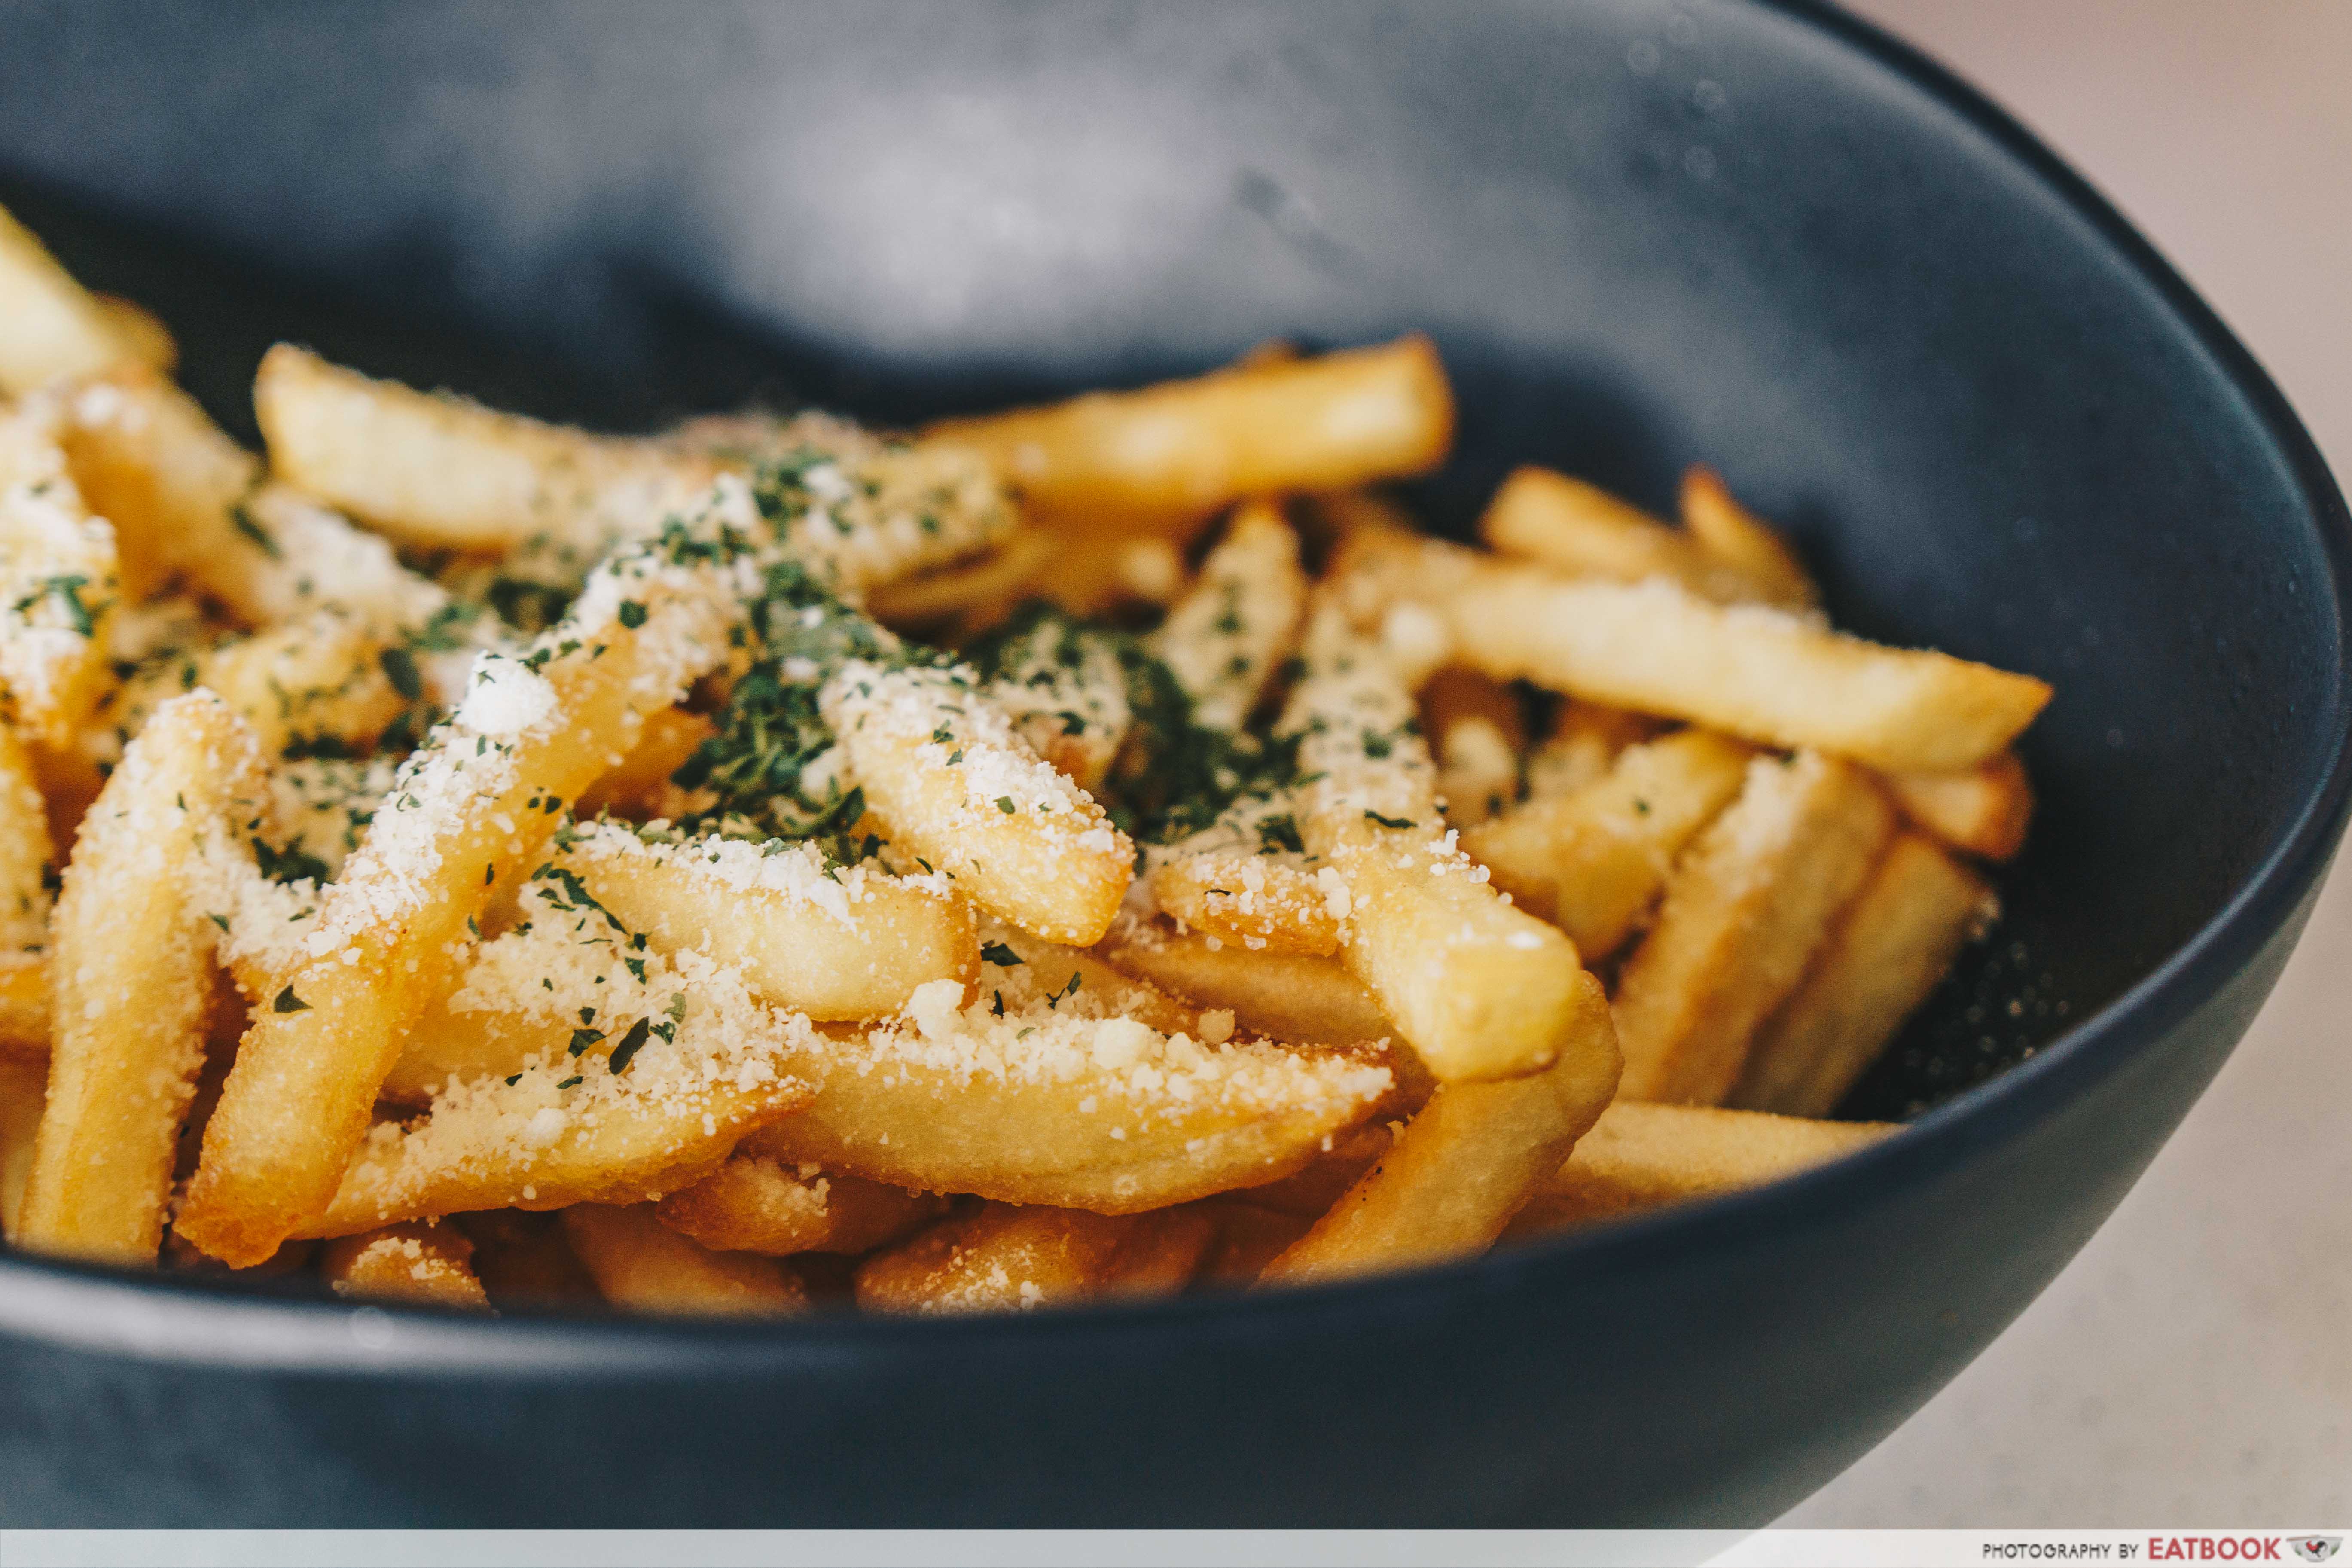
(1792, 0), (2351, 1525)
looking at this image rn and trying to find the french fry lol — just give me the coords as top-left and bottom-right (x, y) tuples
(320, 1221), (491, 1309)
(0, 959), (45, 1061)
(970, 919), (1209, 1037)
(0, 400), (120, 744)
(0, 718), (58, 1017)
(1232, 1121), (1395, 1217)
(1147, 501), (1308, 731)
(1027, 534), (1186, 620)
(17, 692), (266, 1264)
(1680, 464), (1818, 611)
(451, 1208), (600, 1308)
(1460, 729), (1754, 956)
(1524, 700), (1655, 801)
(854, 1201), (1214, 1314)
(59, 366), (451, 626)
(1481, 467), (1778, 605)
(1282, 605), (1590, 1083)
(1259, 973), (1619, 1285)
(562, 1202), (805, 1318)
(1193, 1199), (1317, 1286)
(181, 540), (742, 1264)
(866, 528), (1056, 633)
(1339, 530), (2050, 772)
(1504, 1101), (1896, 1237)
(0, 202), (148, 396)
(1147, 849), (1343, 957)
(554, 820), (979, 1020)
(1882, 752), (2035, 862)
(92, 294), (176, 375)
(823, 659), (1133, 945)
(979, 614), (1133, 791)
(1731, 833), (1996, 1117)
(1613, 752), (1895, 1104)
(0, 1052), (44, 1240)
(573, 707), (714, 820)
(924, 336), (1455, 536)
(1095, 920), (1395, 1049)
(653, 1155), (943, 1256)
(1421, 668), (1525, 827)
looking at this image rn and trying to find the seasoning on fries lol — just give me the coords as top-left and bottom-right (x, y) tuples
(0, 197), (2050, 1314)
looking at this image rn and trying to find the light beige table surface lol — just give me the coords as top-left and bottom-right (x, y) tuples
(1785, 0), (2352, 1526)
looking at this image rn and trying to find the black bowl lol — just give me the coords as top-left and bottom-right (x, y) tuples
(1, 0), (2344, 1528)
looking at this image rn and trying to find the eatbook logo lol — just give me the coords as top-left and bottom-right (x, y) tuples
(2292, 1540), (2342, 1564)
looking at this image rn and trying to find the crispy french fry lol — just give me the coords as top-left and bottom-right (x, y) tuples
(1482, 467), (1779, 605)
(1524, 700), (1655, 801)
(256, 345), (725, 556)
(1504, 1101), (1896, 1237)
(1614, 752), (1895, 1105)
(0, 1052), (44, 1240)
(1882, 752), (2034, 862)
(555, 821), (978, 1020)
(854, 1201), (1213, 1313)
(1680, 464), (1818, 610)
(1340, 530), (2050, 772)
(1147, 501), (1308, 731)
(823, 659), (1132, 945)
(59, 366), (451, 627)
(563, 1202), (805, 1317)
(0, 203), (148, 395)
(1282, 605), (1589, 1083)
(1461, 729), (1754, 956)
(0, 401), (120, 743)
(0, 959), (45, 1061)
(925, 336), (1455, 536)
(1148, 849), (1343, 957)
(1232, 1121), (1395, 1217)
(573, 707), (713, 820)
(1731, 833), (1996, 1117)
(1421, 668), (1525, 827)
(1095, 920), (1395, 1049)
(866, 529), (1056, 633)
(654, 1156), (943, 1256)
(979, 613), (1133, 791)
(181, 543), (742, 1264)
(1259, 973), (1619, 1285)
(92, 295), (175, 375)
(0, 717), (58, 991)
(320, 1221), (491, 1309)
(1027, 533), (1186, 620)
(18, 692), (265, 1264)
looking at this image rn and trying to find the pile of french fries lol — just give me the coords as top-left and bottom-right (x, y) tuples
(0, 202), (2049, 1316)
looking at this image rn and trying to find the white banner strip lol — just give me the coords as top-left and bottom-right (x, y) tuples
(0, 1528), (2342, 1568)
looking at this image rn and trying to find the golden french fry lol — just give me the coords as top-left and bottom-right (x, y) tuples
(854, 1201), (1213, 1313)
(1420, 668), (1525, 827)
(823, 660), (1133, 945)
(980, 615), (1133, 791)
(1281, 604), (1589, 1083)
(18, 692), (266, 1264)
(0, 717), (58, 1004)
(1524, 700), (1656, 801)
(1732, 833), (1996, 1117)
(1504, 1101), (1896, 1238)
(92, 294), (175, 375)
(1095, 920), (1395, 1049)
(1259, 973), (1619, 1285)
(0, 959), (45, 1062)
(925, 336), (1455, 536)
(1481, 467), (1781, 605)
(1882, 752), (2035, 862)
(1147, 501), (1308, 731)
(562, 1202), (805, 1317)
(181, 551), (741, 1265)
(1679, 464), (1819, 610)
(0, 1052), (44, 1240)
(1148, 849), (1343, 957)
(1232, 1121), (1395, 1217)
(866, 529), (1056, 632)
(59, 366), (451, 626)
(0, 401), (120, 744)
(451, 1209), (601, 1308)
(573, 706), (713, 820)
(970, 919), (1208, 1037)
(1025, 533), (1186, 620)
(256, 345), (724, 556)
(1340, 530), (2050, 772)
(1461, 729), (1754, 956)
(1614, 752), (1895, 1104)
(653, 1156), (943, 1256)
(0, 203), (148, 395)
(555, 821), (979, 1020)
(320, 1221), (491, 1309)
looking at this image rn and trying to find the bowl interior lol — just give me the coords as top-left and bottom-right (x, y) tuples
(0, 0), (2339, 1132)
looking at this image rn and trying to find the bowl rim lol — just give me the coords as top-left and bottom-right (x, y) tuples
(3, 0), (2348, 1373)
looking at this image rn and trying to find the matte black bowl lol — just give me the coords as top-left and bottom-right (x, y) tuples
(1, 0), (2345, 1528)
